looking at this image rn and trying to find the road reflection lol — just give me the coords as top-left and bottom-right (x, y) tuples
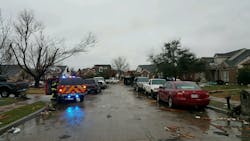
(63, 105), (85, 126)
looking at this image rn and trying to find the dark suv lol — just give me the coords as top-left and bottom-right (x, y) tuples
(84, 78), (101, 94)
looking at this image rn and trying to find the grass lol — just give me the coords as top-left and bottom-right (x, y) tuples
(210, 89), (241, 101)
(202, 85), (249, 102)
(202, 85), (248, 91)
(0, 98), (24, 106)
(0, 101), (46, 128)
(26, 87), (45, 94)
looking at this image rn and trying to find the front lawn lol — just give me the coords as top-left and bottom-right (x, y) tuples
(202, 85), (248, 91)
(26, 87), (45, 94)
(202, 85), (249, 102)
(0, 98), (24, 106)
(0, 101), (46, 128)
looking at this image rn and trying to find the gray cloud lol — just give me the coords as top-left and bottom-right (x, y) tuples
(1, 0), (250, 69)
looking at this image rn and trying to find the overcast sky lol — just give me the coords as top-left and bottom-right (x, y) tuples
(0, 0), (250, 69)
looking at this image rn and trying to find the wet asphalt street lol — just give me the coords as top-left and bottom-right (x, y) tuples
(1, 84), (250, 141)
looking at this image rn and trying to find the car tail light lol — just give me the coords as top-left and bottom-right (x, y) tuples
(58, 85), (65, 94)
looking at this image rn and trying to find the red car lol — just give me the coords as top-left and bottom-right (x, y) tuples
(157, 81), (210, 108)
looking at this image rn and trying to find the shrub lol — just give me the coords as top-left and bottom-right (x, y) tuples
(237, 67), (250, 85)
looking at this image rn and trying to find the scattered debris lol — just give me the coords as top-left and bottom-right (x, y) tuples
(8, 127), (21, 134)
(59, 134), (71, 139)
(107, 114), (112, 119)
(194, 115), (211, 120)
(195, 116), (201, 119)
(217, 117), (237, 121)
(213, 131), (229, 136)
(159, 107), (185, 113)
(243, 120), (249, 125)
(164, 126), (195, 139)
(210, 123), (227, 132)
(236, 134), (250, 139)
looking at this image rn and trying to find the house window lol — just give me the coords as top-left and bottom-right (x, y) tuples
(222, 71), (229, 82)
(99, 67), (103, 73)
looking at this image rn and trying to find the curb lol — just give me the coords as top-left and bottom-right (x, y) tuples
(0, 106), (46, 135)
(207, 105), (228, 114)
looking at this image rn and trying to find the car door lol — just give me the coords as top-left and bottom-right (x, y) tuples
(161, 82), (171, 102)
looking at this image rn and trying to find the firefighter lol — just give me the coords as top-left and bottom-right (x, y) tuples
(51, 79), (58, 100)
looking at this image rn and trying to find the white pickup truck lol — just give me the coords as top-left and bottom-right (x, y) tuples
(143, 79), (166, 99)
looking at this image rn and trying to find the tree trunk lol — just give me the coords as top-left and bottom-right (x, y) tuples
(34, 77), (40, 88)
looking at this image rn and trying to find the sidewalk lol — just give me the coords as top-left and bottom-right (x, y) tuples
(0, 95), (50, 114)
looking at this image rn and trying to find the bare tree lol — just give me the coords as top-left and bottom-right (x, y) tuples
(112, 56), (129, 78)
(10, 10), (95, 87)
(0, 10), (12, 69)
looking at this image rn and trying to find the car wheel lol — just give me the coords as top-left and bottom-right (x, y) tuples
(151, 91), (154, 99)
(80, 96), (84, 102)
(56, 97), (61, 103)
(0, 89), (9, 98)
(168, 97), (174, 108)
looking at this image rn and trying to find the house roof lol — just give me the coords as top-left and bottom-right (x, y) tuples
(138, 65), (157, 73)
(57, 66), (67, 72)
(0, 65), (23, 77)
(225, 49), (250, 67)
(214, 48), (244, 58)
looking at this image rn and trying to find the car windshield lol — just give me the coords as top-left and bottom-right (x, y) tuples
(175, 82), (201, 90)
(84, 79), (96, 84)
(137, 77), (149, 82)
(152, 79), (166, 85)
(60, 78), (84, 85)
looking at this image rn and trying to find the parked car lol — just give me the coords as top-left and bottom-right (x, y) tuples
(157, 81), (210, 108)
(94, 77), (107, 89)
(133, 77), (149, 92)
(0, 75), (29, 98)
(84, 78), (101, 94)
(144, 79), (166, 98)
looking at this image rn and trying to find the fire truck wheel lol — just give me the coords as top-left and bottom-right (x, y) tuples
(80, 96), (84, 102)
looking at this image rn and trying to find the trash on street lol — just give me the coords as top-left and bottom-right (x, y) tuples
(8, 127), (21, 134)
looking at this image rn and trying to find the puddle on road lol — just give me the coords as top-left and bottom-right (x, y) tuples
(62, 105), (85, 126)
(158, 107), (186, 113)
(59, 134), (71, 140)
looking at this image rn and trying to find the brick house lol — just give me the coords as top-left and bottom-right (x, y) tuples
(93, 64), (113, 79)
(136, 65), (157, 78)
(205, 48), (250, 84)
(0, 65), (31, 81)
